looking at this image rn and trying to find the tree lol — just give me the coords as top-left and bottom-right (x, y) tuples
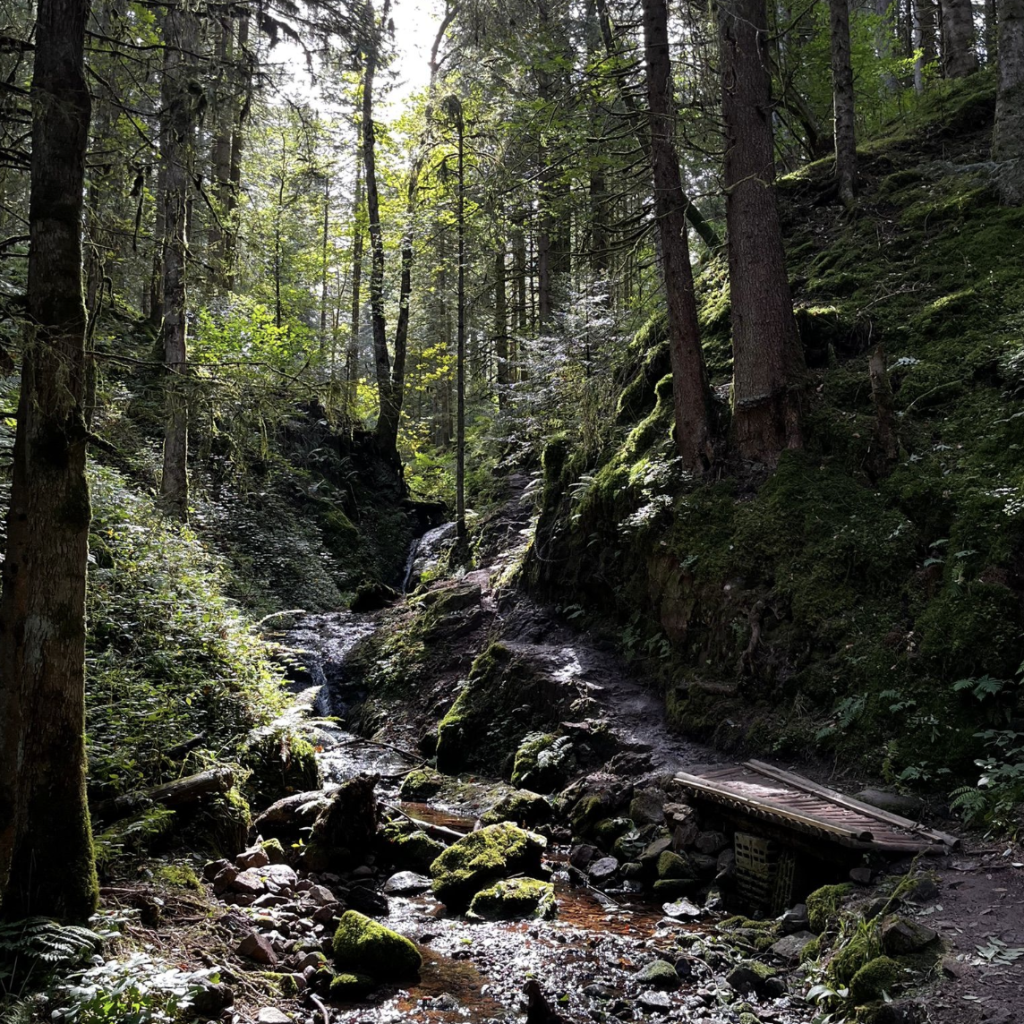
(0, 0), (98, 921)
(940, 0), (979, 76)
(994, 0), (1024, 204)
(829, 0), (858, 207)
(719, 0), (805, 464)
(641, 0), (716, 474)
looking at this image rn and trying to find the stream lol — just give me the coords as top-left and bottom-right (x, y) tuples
(269, 526), (817, 1024)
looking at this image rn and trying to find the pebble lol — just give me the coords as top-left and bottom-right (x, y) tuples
(638, 990), (672, 1013)
(256, 1010), (292, 1024)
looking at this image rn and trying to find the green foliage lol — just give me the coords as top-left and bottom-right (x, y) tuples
(86, 465), (286, 802)
(0, 919), (104, 989)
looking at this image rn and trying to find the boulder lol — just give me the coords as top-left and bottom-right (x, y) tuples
(381, 825), (446, 874)
(629, 788), (666, 826)
(480, 789), (553, 827)
(332, 910), (421, 979)
(881, 917), (939, 955)
(779, 903), (809, 934)
(238, 931), (277, 966)
(661, 898), (702, 919)
(726, 961), (783, 998)
(383, 871), (432, 896)
(329, 972), (377, 999)
(305, 775), (378, 871)
(399, 768), (444, 801)
(511, 733), (575, 793)
(430, 822), (547, 910)
(769, 931), (817, 963)
(236, 846), (270, 870)
(636, 960), (679, 990)
(467, 878), (557, 920)
(638, 990), (672, 1013)
(588, 857), (619, 884)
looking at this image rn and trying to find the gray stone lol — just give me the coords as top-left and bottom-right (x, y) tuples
(350, 864), (374, 879)
(640, 836), (674, 868)
(383, 871), (432, 895)
(238, 931), (277, 966)
(252, 894), (290, 909)
(569, 844), (598, 870)
(307, 884), (336, 905)
(265, 864), (299, 889)
(693, 831), (728, 855)
(769, 931), (817, 962)
(779, 902), (809, 934)
(726, 962), (779, 997)
(661, 898), (702, 919)
(236, 846), (271, 870)
(203, 858), (230, 881)
(630, 788), (666, 826)
(849, 866), (873, 885)
(230, 870), (267, 895)
(256, 1010), (292, 1024)
(638, 990), (672, 1013)
(589, 856), (619, 884)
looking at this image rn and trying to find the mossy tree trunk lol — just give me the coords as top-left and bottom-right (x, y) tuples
(720, 0), (806, 466)
(940, 0), (979, 76)
(0, 0), (99, 921)
(994, 0), (1024, 203)
(913, 0), (939, 92)
(829, 0), (858, 208)
(640, 0), (716, 475)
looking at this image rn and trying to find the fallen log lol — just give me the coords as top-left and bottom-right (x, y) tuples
(92, 767), (235, 823)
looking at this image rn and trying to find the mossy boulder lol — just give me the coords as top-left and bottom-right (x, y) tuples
(260, 838), (288, 864)
(636, 959), (680, 990)
(307, 775), (378, 871)
(329, 972), (377, 999)
(467, 878), (557, 920)
(399, 768), (444, 801)
(593, 816), (633, 847)
(510, 733), (575, 792)
(656, 850), (690, 879)
(331, 910), (421, 979)
(652, 878), (701, 899)
(241, 727), (321, 809)
(430, 822), (547, 910)
(480, 789), (554, 827)
(807, 883), (853, 933)
(849, 955), (902, 1003)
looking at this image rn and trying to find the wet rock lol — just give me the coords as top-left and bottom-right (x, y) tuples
(661, 898), (702, 919)
(725, 962), (781, 997)
(306, 884), (335, 905)
(855, 788), (925, 818)
(569, 844), (598, 870)
(381, 825), (445, 873)
(348, 884), (388, 916)
(656, 851), (690, 879)
(383, 871), (431, 895)
(693, 831), (726, 855)
(589, 857), (619, 885)
(564, 774), (633, 837)
(638, 990), (672, 1014)
(636, 960), (679, 990)
(236, 846), (270, 870)
(640, 836), (673, 870)
(430, 821), (547, 910)
(481, 789), (554, 827)
(629, 788), (666, 826)
(849, 866), (873, 885)
(769, 931), (817, 962)
(881, 917), (939, 954)
(622, 861), (644, 879)
(350, 581), (397, 611)
(511, 732), (575, 793)
(329, 972), (376, 999)
(238, 931), (277, 965)
(332, 910), (421, 979)
(652, 879), (701, 899)
(252, 894), (290, 909)
(779, 903), (809, 934)
(467, 877), (557, 920)
(399, 768), (444, 800)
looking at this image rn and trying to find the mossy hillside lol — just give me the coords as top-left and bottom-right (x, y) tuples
(435, 644), (570, 775)
(527, 73), (1024, 781)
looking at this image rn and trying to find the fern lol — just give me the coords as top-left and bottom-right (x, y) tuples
(0, 918), (102, 973)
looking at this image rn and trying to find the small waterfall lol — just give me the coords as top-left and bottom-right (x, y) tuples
(402, 521), (457, 592)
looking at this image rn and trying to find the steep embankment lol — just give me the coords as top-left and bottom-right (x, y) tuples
(528, 73), (1024, 801)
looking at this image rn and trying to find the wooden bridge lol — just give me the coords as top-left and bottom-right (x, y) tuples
(675, 760), (960, 855)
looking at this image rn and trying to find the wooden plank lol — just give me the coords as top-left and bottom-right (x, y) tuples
(674, 770), (874, 843)
(744, 760), (960, 849)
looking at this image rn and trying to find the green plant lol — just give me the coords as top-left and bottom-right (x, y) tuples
(0, 918), (109, 996)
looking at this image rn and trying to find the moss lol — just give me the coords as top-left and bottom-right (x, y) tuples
(510, 733), (574, 792)
(398, 768), (444, 801)
(467, 877), (557, 920)
(381, 824), (445, 874)
(261, 837), (287, 864)
(656, 851), (690, 880)
(807, 884), (853, 933)
(331, 910), (421, 979)
(799, 936), (821, 963)
(241, 727), (321, 809)
(480, 790), (553, 827)
(154, 863), (202, 890)
(263, 971), (301, 996)
(430, 822), (547, 910)
(848, 955), (903, 1003)
(329, 972), (376, 999)
(828, 930), (877, 986)
(591, 816), (631, 847)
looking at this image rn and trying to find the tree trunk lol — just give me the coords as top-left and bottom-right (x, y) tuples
(868, 344), (899, 468)
(455, 111), (466, 542)
(940, 0), (979, 75)
(319, 178), (330, 352)
(641, 0), (716, 474)
(986, 0), (1000, 61)
(494, 247), (510, 408)
(159, 2), (199, 521)
(347, 155), (364, 420)
(0, 0), (99, 922)
(829, 0), (858, 207)
(209, 13), (233, 287)
(994, 0), (1024, 203)
(720, 0), (805, 465)
(914, 0), (939, 90)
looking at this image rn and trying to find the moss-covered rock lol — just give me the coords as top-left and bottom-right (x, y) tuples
(807, 883), (853, 933)
(849, 955), (902, 1003)
(241, 727), (321, 810)
(380, 824), (445, 874)
(467, 877), (557, 920)
(656, 850), (690, 879)
(306, 775), (378, 871)
(636, 959), (680, 990)
(399, 768), (444, 801)
(154, 863), (202, 890)
(331, 910), (421, 979)
(329, 972), (377, 999)
(430, 822), (547, 910)
(510, 733), (575, 793)
(652, 878), (701, 899)
(480, 790), (553, 827)
(261, 838), (288, 864)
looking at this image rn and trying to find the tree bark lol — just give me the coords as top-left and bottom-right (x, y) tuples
(868, 344), (899, 468)
(940, 0), (979, 76)
(347, 154), (364, 419)
(159, 2), (200, 521)
(494, 247), (510, 408)
(914, 0), (940, 90)
(641, 0), (716, 474)
(720, 0), (805, 465)
(0, 0), (99, 921)
(830, 0), (858, 208)
(994, 0), (1024, 203)
(455, 106), (466, 542)
(986, 0), (1000, 61)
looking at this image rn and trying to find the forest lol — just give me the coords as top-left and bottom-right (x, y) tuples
(1, 0), (1024, 1021)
